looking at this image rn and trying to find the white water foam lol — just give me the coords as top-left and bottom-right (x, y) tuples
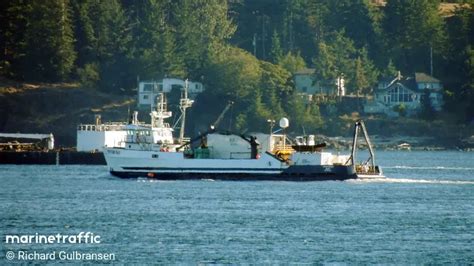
(137, 178), (176, 183)
(384, 166), (474, 171)
(349, 177), (474, 185)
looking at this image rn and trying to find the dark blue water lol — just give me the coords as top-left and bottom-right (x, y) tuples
(1, 151), (473, 264)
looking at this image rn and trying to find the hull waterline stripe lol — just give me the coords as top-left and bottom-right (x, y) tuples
(110, 171), (358, 181)
(122, 167), (283, 171)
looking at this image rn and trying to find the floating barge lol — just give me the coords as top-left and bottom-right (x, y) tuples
(0, 150), (106, 165)
(0, 132), (106, 165)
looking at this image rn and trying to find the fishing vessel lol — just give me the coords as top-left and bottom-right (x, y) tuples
(103, 85), (383, 181)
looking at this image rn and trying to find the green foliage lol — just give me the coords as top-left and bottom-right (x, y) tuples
(443, 5), (474, 121)
(286, 94), (323, 132)
(131, 0), (185, 79)
(393, 103), (407, 117)
(354, 47), (379, 95)
(77, 63), (99, 89)
(20, 0), (76, 81)
(384, 59), (398, 77)
(205, 47), (261, 99)
(244, 89), (272, 131)
(270, 30), (283, 64)
(461, 46), (474, 121)
(1, 0), (474, 127)
(312, 31), (379, 95)
(0, 0), (31, 77)
(383, 0), (446, 73)
(71, 0), (135, 93)
(314, 31), (356, 80)
(259, 61), (291, 118)
(278, 51), (306, 74)
(173, 0), (236, 79)
(202, 45), (324, 133)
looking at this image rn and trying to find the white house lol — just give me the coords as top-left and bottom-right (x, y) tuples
(138, 78), (204, 109)
(364, 72), (443, 117)
(293, 68), (345, 98)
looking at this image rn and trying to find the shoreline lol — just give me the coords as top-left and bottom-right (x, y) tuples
(315, 134), (474, 152)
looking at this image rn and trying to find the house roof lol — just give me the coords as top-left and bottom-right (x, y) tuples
(399, 77), (418, 91)
(375, 76), (416, 92)
(415, 72), (440, 83)
(294, 68), (315, 75)
(377, 72), (441, 92)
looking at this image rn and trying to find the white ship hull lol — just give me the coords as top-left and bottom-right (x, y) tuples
(104, 148), (358, 181)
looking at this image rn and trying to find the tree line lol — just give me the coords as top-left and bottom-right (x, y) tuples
(1, 0), (473, 132)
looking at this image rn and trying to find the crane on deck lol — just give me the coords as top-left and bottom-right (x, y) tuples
(210, 101), (234, 130)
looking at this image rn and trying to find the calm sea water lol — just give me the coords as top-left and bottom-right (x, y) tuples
(1, 151), (473, 264)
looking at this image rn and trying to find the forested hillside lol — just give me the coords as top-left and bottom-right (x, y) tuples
(1, 0), (473, 135)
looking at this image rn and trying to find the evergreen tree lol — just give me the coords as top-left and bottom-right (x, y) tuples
(245, 88), (272, 131)
(281, 0), (313, 59)
(23, 0), (76, 81)
(305, 0), (330, 44)
(270, 30), (283, 64)
(278, 51), (306, 74)
(354, 47), (379, 95)
(71, 0), (96, 68)
(325, 0), (379, 48)
(383, 0), (446, 73)
(442, 3), (474, 118)
(354, 57), (368, 96)
(285, 93), (324, 133)
(173, 0), (236, 80)
(384, 59), (398, 77)
(74, 0), (133, 92)
(312, 31), (356, 92)
(464, 46), (474, 122)
(0, 0), (31, 78)
(313, 42), (337, 81)
(259, 61), (291, 118)
(131, 0), (185, 79)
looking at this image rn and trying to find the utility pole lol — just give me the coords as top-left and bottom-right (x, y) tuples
(289, 9), (294, 51)
(253, 33), (257, 57)
(430, 45), (433, 76)
(262, 15), (266, 60)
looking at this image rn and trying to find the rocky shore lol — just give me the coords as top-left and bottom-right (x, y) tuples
(314, 134), (474, 151)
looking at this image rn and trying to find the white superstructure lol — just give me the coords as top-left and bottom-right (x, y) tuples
(77, 123), (128, 152)
(76, 94), (175, 152)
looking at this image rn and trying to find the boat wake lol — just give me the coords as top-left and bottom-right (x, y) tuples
(350, 177), (474, 185)
(136, 178), (175, 183)
(384, 166), (474, 171)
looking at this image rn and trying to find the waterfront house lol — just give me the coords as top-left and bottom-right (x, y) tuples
(293, 68), (345, 100)
(364, 72), (443, 117)
(138, 78), (204, 109)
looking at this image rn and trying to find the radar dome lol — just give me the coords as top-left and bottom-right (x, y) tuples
(279, 117), (289, 128)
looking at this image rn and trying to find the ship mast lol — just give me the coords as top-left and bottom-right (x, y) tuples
(178, 79), (194, 144)
(150, 93), (172, 128)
